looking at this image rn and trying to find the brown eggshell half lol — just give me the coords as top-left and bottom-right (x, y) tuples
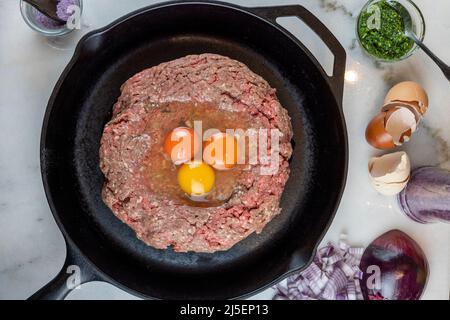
(365, 112), (396, 150)
(384, 81), (429, 115)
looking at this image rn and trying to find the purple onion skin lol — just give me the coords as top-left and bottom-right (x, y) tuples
(33, 8), (64, 29)
(398, 167), (450, 224)
(57, 0), (77, 22)
(360, 230), (428, 300)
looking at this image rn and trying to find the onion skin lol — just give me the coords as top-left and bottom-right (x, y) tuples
(360, 230), (428, 300)
(398, 167), (450, 224)
(365, 112), (396, 150)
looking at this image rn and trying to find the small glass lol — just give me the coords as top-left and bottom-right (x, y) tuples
(20, 0), (83, 37)
(356, 0), (425, 62)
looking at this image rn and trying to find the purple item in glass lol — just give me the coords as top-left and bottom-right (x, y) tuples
(56, 0), (77, 21)
(397, 166), (450, 224)
(33, 7), (63, 29)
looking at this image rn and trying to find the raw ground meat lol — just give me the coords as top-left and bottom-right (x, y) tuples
(99, 53), (293, 253)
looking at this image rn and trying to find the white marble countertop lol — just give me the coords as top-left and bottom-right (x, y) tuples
(0, 0), (449, 300)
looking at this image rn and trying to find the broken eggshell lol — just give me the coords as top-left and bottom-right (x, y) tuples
(366, 81), (428, 150)
(384, 106), (417, 145)
(366, 106), (418, 149)
(365, 112), (395, 150)
(368, 151), (411, 195)
(384, 81), (429, 115)
(381, 101), (422, 125)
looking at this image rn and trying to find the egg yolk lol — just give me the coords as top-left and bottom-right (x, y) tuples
(164, 127), (199, 165)
(178, 162), (215, 196)
(203, 132), (239, 170)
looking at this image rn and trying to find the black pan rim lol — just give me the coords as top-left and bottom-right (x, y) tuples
(40, 0), (348, 299)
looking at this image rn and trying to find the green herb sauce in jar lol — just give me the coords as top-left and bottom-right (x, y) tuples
(358, 0), (414, 60)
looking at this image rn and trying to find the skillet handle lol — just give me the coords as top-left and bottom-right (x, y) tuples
(28, 241), (100, 300)
(248, 5), (346, 106)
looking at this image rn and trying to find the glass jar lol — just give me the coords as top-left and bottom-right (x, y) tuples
(356, 0), (425, 62)
(20, 0), (83, 37)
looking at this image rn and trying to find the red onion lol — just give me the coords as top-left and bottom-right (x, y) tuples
(359, 230), (428, 300)
(273, 236), (364, 300)
(398, 166), (450, 224)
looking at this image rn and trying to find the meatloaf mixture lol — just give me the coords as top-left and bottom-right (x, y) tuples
(99, 53), (293, 253)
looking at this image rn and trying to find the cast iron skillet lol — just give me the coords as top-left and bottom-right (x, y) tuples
(30, 1), (347, 300)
